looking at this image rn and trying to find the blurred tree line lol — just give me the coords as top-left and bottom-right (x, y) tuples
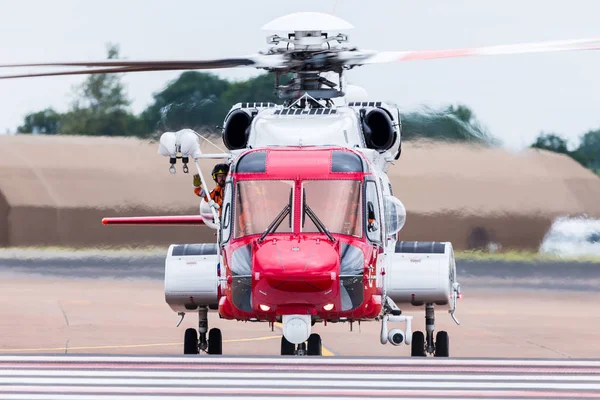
(16, 44), (497, 144)
(530, 131), (600, 175)
(16, 44), (599, 174)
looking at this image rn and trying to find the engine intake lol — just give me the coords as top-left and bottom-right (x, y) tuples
(223, 109), (253, 150)
(361, 107), (396, 152)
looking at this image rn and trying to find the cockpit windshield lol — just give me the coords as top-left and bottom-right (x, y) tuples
(302, 180), (362, 238)
(234, 180), (294, 239)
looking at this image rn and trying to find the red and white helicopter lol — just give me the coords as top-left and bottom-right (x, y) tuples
(2, 12), (598, 357)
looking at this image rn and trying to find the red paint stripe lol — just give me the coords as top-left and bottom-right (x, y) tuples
(397, 49), (476, 61)
(1, 362), (599, 374)
(101, 215), (205, 225)
(2, 386), (598, 397)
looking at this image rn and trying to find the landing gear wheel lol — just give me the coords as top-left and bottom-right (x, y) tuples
(434, 331), (449, 357)
(280, 336), (295, 355)
(207, 328), (222, 355)
(297, 342), (307, 355)
(411, 331), (426, 357)
(307, 333), (322, 356)
(184, 328), (199, 354)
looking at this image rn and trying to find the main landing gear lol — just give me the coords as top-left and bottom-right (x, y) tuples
(281, 333), (322, 356)
(182, 306), (223, 355)
(411, 303), (449, 357)
(380, 298), (451, 357)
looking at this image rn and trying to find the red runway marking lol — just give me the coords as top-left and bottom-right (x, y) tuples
(1, 362), (599, 374)
(3, 385), (600, 398)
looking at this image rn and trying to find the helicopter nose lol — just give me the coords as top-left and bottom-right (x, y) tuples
(253, 238), (339, 294)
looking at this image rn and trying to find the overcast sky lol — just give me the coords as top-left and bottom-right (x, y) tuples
(0, 0), (598, 150)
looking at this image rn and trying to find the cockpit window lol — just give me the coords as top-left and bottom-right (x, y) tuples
(331, 151), (363, 173)
(234, 180), (294, 238)
(236, 151), (267, 173)
(301, 180), (362, 237)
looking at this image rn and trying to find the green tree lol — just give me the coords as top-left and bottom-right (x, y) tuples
(140, 71), (231, 135)
(17, 108), (61, 134)
(574, 129), (600, 173)
(60, 43), (145, 136)
(140, 72), (286, 135)
(220, 73), (284, 106)
(530, 132), (570, 153)
(401, 104), (498, 145)
(529, 132), (591, 168)
(446, 104), (473, 123)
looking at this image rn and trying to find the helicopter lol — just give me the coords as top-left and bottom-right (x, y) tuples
(1, 12), (598, 357)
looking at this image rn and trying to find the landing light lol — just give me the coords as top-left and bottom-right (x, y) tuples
(259, 304), (271, 312)
(323, 303), (334, 311)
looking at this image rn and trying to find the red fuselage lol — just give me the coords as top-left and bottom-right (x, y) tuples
(218, 147), (383, 322)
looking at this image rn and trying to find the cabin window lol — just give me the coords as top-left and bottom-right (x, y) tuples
(234, 180), (294, 239)
(365, 180), (382, 243)
(230, 244), (252, 312)
(301, 180), (362, 238)
(221, 182), (234, 243)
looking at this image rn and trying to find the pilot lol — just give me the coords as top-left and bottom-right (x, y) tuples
(193, 163), (229, 214)
(237, 198), (252, 236)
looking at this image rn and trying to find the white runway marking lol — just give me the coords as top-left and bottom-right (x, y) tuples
(0, 355), (599, 399)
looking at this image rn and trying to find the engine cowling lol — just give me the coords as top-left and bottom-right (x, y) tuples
(223, 109), (253, 150)
(361, 107), (396, 152)
(348, 101), (401, 159)
(164, 243), (220, 312)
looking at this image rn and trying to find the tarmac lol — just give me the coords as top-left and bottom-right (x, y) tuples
(0, 255), (599, 358)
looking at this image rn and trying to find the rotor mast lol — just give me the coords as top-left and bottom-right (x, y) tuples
(261, 12), (355, 104)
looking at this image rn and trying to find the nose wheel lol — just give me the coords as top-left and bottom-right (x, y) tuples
(281, 333), (322, 356)
(307, 333), (322, 355)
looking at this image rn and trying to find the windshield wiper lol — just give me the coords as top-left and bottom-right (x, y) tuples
(258, 188), (292, 243)
(304, 203), (336, 243)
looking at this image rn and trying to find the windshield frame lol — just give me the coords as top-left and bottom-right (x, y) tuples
(300, 179), (364, 239)
(233, 179), (295, 239)
(230, 178), (367, 240)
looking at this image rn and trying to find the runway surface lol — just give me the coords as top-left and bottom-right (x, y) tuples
(2, 355), (600, 399)
(1, 254), (600, 398)
(2, 252), (600, 291)
(1, 254), (600, 359)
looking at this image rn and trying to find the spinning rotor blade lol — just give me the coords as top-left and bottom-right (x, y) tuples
(0, 66), (164, 80)
(0, 54), (286, 79)
(0, 58), (256, 69)
(1, 35), (597, 80)
(345, 37), (600, 65)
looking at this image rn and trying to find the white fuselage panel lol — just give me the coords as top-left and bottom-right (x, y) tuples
(248, 108), (364, 149)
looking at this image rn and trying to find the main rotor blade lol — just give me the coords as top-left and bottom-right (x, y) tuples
(0, 54), (286, 79)
(0, 57), (257, 69)
(345, 37), (600, 65)
(0, 66), (166, 80)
